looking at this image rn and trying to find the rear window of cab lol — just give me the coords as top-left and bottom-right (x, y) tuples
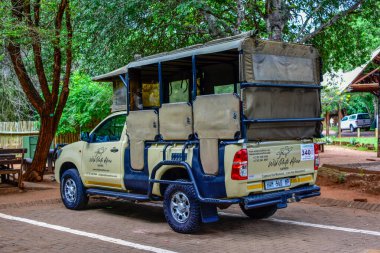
(358, 114), (370, 119)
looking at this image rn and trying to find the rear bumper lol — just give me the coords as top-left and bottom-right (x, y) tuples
(242, 185), (320, 210)
(198, 185), (320, 208)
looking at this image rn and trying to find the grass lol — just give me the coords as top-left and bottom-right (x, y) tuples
(334, 137), (376, 146)
(315, 136), (378, 151)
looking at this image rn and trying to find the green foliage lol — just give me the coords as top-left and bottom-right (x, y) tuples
(72, 0), (380, 75)
(349, 138), (358, 145)
(1, 0), (379, 128)
(325, 136), (333, 144)
(345, 93), (375, 118)
(338, 173), (346, 184)
(57, 72), (112, 135)
(321, 75), (351, 114)
(311, 0), (380, 72)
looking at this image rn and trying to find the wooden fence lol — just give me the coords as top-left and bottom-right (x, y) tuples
(0, 121), (79, 148)
(0, 121), (39, 135)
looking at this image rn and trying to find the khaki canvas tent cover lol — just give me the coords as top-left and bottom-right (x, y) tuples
(94, 32), (322, 141)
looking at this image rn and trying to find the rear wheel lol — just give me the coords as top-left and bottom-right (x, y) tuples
(60, 169), (88, 210)
(239, 203), (277, 219)
(163, 182), (201, 233)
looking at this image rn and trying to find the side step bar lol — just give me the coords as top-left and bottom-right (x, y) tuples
(86, 188), (150, 201)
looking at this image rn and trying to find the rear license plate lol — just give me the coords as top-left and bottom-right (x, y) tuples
(264, 178), (291, 190)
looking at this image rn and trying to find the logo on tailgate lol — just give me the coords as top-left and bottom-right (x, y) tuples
(268, 146), (300, 170)
(276, 146), (293, 159)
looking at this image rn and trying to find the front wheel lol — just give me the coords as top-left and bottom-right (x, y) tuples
(350, 125), (356, 132)
(239, 203), (277, 219)
(163, 182), (201, 233)
(60, 169), (88, 210)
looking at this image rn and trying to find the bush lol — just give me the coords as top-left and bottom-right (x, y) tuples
(57, 72), (113, 135)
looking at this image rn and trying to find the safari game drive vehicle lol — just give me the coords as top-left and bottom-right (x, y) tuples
(55, 32), (323, 233)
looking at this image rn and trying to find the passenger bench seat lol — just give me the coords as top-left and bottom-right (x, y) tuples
(159, 102), (193, 140)
(193, 94), (240, 175)
(127, 110), (159, 170)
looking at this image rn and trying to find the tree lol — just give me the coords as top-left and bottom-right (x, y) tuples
(2, 0), (73, 181)
(346, 93), (375, 118)
(0, 56), (36, 121)
(73, 0), (377, 75)
(57, 72), (112, 135)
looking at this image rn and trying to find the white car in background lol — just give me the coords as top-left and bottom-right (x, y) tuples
(341, 113), (371, 132)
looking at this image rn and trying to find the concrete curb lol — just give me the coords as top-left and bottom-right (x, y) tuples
(304, 197), (380, 212)
(322, 163), (380, 175)
(0, 196), (379, 213)
(0, 198), (62, 210)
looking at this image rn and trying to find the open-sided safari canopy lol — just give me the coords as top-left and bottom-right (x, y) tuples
(93, 32), (323, 141)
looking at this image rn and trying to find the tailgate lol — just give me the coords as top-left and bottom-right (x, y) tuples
(358, 119), (371, 126)
(247, 142), (315, 182)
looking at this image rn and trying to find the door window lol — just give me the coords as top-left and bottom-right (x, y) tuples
(91, 114), (127, 142)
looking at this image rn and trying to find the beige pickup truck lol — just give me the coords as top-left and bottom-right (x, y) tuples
(55, 32), (323, 233)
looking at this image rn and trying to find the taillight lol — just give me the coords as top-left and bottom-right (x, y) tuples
(231, 149), (248, 180)
(314, 143), (320, 170)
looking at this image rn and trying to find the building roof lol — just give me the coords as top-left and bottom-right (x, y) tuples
(322, 47), (380, 93)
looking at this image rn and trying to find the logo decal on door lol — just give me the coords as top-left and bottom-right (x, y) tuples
(89, 147), (112, 167)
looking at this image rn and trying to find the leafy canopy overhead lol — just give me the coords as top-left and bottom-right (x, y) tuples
(73, 0), (379, 75)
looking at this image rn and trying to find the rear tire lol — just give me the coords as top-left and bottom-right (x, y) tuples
(60, 169), (88, 210)
(163, 182), (201, 233)
(239, 203), (277, 219)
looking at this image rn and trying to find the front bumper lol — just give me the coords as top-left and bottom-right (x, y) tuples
(242, 185), (320, 209)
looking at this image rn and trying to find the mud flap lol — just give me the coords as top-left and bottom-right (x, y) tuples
(200, 203), (219, 223)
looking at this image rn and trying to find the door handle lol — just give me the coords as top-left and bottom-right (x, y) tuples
(110, 147), (119, 153)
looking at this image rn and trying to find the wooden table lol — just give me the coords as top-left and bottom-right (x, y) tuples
(0, 149), (26, 189)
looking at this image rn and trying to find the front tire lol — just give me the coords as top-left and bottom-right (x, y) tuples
(163, 182), (201, 233)
(350, 125), (356, 132)
(239, 203), (277, 219)
(60, 169), (88, 210)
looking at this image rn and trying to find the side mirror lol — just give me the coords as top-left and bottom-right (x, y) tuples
(80, 132), (90, 142)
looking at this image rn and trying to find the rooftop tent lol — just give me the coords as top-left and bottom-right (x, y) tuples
(93, 32), (322, 141)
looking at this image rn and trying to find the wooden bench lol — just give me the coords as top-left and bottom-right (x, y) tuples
(0, 148), (27, 189)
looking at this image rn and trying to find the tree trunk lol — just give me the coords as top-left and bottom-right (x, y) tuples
(265, 0), (289, 41)
(23, 115), (55, 181)
(325, 111), (330, 136)
(6, 0), (72, 182)
(338, 105), (342, 138)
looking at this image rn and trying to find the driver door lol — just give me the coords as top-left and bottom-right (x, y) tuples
(82, 114), (127, 189)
